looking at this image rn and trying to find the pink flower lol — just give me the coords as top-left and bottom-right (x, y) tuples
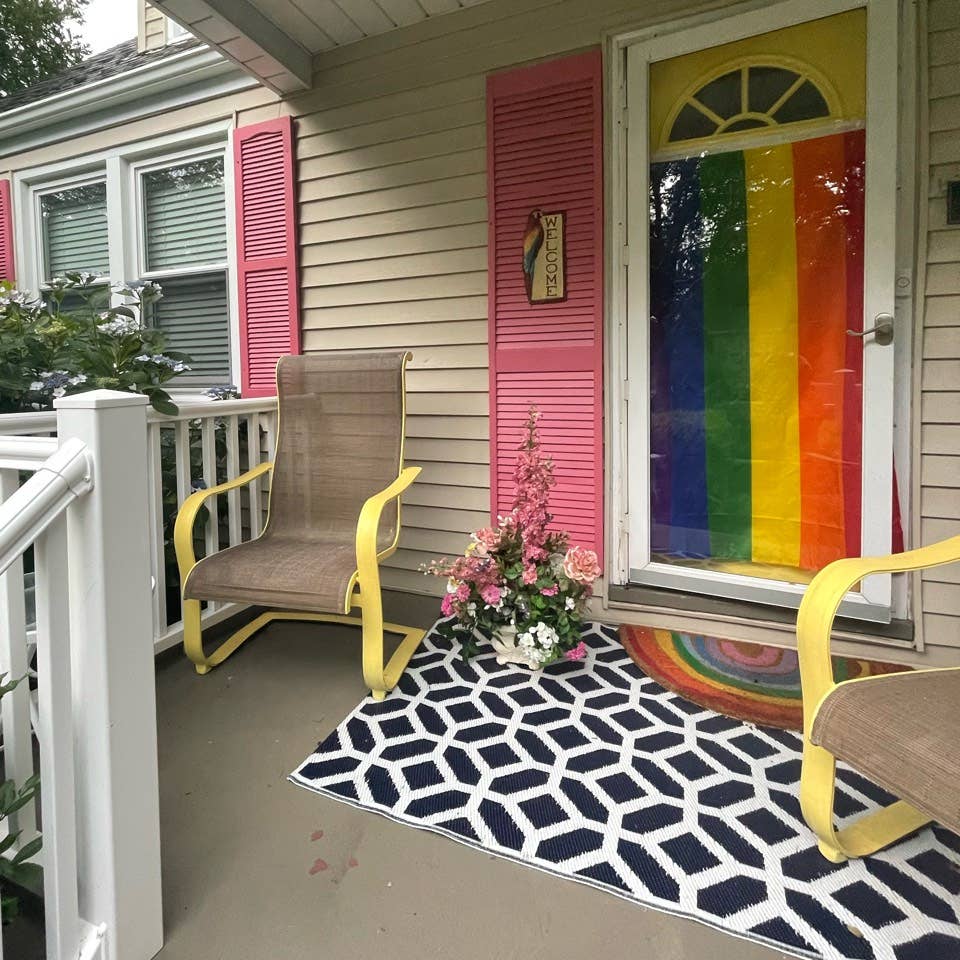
(564, 641), (588, 662)
(480, 583), (503, 606)
(540, 585), (558, 596)
(441, 593), (455, 617)
(522, 564), (538, 585)
(474, 527), (500, 551)
(456, 583), (471, 602)
(562, 546), (601, 585)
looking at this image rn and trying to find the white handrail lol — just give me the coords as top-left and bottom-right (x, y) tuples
(0, 410), (57, 435)
(0, 439), (92, 575)
(0, 435), (59, 471)
(146, 395), (277, 423)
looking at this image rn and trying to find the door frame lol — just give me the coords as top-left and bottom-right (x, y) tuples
(605, 0), (902, 622)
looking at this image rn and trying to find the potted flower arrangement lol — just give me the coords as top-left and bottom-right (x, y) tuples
(427, 408), (600, 669)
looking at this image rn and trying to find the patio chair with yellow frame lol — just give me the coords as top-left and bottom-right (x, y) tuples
(173, 351), (425, 700)
(798, 535), (960, 862)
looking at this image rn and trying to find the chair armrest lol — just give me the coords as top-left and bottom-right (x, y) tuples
(797, 535), (960, 735)
(355, 467), (421, 569)
(173, 461), (274, 585)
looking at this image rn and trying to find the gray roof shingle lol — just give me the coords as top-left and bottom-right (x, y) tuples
(0, 36), (205, 115)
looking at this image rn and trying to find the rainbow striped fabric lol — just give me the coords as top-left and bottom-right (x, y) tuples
(650, 129), (865, 572)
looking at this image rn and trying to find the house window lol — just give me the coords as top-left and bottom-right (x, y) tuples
(140, 157), (231, 382)
(166, 17), (190, 43)
(39, 181), (109, 280)
(20, 129), (237, 390)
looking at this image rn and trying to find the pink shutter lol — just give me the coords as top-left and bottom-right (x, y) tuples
(0, 180), (15, 283)
(487, 50), (604, 560)
(234, 116), (301, 397)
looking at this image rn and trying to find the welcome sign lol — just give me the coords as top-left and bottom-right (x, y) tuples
(523, 210), (566, 303)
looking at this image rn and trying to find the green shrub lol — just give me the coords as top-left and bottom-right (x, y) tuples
(0, 273), (190, 415)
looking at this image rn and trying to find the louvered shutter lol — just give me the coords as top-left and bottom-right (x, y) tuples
(0, 180), (14, 283)
(487, 51), (604, 560)
(234, 116), (301, 397)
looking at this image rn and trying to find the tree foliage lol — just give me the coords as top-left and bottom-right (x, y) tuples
(0, 0), (90, 97)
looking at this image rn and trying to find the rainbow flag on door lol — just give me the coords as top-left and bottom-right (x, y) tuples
(650, 129), (865, 572)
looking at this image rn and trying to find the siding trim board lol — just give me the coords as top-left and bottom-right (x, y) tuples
(487, 50), (605, 559)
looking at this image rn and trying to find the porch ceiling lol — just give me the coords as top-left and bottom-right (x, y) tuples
(150, 0), (494, 95)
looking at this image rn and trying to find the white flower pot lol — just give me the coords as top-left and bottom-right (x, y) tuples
(489, 624), (542, 670)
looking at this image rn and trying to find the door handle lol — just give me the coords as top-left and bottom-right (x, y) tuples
(847, 313), (894, 346)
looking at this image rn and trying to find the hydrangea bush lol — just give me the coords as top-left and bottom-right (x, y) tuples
(427, 409), (601, 667)
(0, 272), (190, 415)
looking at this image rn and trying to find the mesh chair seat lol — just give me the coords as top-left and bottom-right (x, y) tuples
(811, 670), (960, 835)
(184, 535), (363, 614)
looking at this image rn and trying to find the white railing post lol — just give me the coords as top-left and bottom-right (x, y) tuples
(54, 391), (163, 960)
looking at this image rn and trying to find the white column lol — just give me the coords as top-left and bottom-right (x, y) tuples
(54, 391), (163, 960)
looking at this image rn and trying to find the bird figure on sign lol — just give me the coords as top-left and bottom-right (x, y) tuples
(522, 209), (544, 302)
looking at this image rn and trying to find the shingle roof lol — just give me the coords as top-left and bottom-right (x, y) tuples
(0, 36), (205, 115)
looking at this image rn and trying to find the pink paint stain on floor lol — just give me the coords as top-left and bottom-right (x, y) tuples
(310, 829), (324, 841)
(348, 857), (359, 869)
(309, 858), (328, 876)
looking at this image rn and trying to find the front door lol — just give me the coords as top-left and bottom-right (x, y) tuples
(622, 0), (899, 620)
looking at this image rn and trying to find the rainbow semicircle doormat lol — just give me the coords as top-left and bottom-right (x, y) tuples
(619, 624), (909, 731)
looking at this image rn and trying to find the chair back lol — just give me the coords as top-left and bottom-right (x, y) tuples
(267, 352), (408, 548)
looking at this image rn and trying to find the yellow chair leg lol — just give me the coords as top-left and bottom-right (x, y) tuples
(183, 602), (424, 698)
(800, 738), (931, 862)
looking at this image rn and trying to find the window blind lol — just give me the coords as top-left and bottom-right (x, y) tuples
(142, 157), (227, 271)
(149, 273), (231, 382)
(40, 182), (109, 280)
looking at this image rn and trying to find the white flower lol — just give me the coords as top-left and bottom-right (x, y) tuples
(466, 602), (476, 616)
(518, 631), (535, 649)
(565, 597), (575, 611)
(29, 381), (44, 391)
(134, 353), (191, 373)
(0, 289), (33, 307)
(527, 621), (559, 650)
(98, 316), (141, 336)
(446, 579), (459, 594)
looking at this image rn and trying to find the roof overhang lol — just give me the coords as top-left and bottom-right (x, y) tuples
(0, 46), (259, 160)
(151, 0), (313, 95)
(149, 0), (494, 96)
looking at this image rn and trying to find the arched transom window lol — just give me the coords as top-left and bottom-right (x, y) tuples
(666, 63), (836, 146)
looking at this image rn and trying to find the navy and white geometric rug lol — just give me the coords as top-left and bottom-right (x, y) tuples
(290, 623), (960, 960)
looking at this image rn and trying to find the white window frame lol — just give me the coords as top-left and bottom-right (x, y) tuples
(32, 170), (109, 288)
(605, 0), (912, 624)
(165, 17), (190, 44)
(12, 120), (240, 392)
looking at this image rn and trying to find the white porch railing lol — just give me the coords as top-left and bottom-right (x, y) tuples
(0, 396), (278, 654)
(0, 392), (163, 960)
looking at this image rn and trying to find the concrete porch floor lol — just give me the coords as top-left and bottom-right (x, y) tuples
(155, 591), (788, 960)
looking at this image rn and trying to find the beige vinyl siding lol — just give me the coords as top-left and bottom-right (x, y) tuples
(235, 0), (737, 597)
(920, 0), (960, 647)
(140, 3), (168, 52)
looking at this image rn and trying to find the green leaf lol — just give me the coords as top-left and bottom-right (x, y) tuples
(12, 835), (42, 865)
(145, 390), (179, 416)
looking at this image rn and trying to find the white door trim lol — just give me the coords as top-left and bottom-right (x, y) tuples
(606, 0), (901, 623)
